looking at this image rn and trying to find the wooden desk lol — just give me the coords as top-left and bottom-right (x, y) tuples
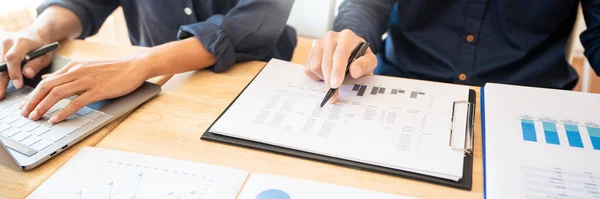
(95, 61), (484, 199)
(0, 40), (170, 199)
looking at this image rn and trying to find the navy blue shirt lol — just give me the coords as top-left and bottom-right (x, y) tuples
(38, 0), (296, 73)
(335, 0), (600, 89)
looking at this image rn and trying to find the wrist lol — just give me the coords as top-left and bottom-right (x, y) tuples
(130, 51), (158, 80)
(21, 27), (52, 44)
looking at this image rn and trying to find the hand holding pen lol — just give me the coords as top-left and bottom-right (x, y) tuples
(303, 30), (377, 105)
(0, 33), (60, 94)
(320, 42), (370, 107)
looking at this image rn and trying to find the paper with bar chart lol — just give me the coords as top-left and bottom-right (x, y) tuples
(27, 147), (248, 199)
(210, 59), (472, 181)
(238, 174), (418, 199)
(484, 83), (600, 199)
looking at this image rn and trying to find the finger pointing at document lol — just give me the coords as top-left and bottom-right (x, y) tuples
(303, 29), (377, 104)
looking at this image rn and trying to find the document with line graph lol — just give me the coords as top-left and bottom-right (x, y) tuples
(208, 59), (474, 182)
(27, 147), (248, 199)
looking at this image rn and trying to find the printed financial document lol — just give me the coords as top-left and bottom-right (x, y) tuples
(27, 147), (248, 199)
(211, 59), (471, 180)
(484, 83), (600, 199)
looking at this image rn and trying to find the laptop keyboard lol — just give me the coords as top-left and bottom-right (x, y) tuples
(0, 85), (106, 157)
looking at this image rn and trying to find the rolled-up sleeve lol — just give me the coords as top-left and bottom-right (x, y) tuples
(333, 0), (395, 54)
(37, 0), (119, 39)
(177, 0), (294, 73)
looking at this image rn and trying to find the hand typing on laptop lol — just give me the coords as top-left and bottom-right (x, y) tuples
(19, 59), (147, 124)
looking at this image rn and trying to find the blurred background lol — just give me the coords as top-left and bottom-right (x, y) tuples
(0, 0), (597, 93)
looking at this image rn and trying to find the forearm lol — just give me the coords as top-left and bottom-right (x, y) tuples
(137, 37), (217, 79)
(25, 6), (82, 43)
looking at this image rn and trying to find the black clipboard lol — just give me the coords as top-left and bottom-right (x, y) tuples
(202, 62), (476, 190)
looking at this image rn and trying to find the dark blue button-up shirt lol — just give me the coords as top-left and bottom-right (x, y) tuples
(38, 0), (296, 73)
(335, 0), (600, 89)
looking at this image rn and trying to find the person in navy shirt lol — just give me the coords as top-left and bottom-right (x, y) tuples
(0, 0), (295, 123)
(305, 0), (599, 103)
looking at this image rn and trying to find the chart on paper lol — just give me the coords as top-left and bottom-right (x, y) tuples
(211, 59), (471, 181)
(518, 115), (600, 151)
(27, 147), (248, 199)
(483, 83), (600, 199)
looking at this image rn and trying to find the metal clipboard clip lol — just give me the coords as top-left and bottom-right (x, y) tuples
(449, 101), (475, 156)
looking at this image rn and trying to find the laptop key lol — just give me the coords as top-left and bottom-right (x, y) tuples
(84, 110), (104, 120)
(35, 116), (54, 128)
(31, 126), (50, 136)
(0, 137), (37, 156)
(65, 115), (92, 127)
(0, 111), (11, 119)
(2, 115), (19, 123)
(41, 130), (65, 142)
(0, 100), (14, 109)
(11, 117), (30, 128)
(53, 122), (79, 134)
(30, 139), (52, 151)
(55, 99), (70, 109)
(0, 123), (10, 132)
(75, 107), (93, 116)
(5, 103), (20, 113)
(10, 131), (31, 142)
(20, 135), (41, 146)
(22, 122), (40, 132)
(0, 127), (20, 138)
(46, 107), (60, 116)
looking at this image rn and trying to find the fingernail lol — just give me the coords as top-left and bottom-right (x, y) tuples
(24, 68), (34, 77)
(28, 110), (39, 120)
(13, 80), (22, 89)
(329, 78), (340, 88)
(20, 107), (29, 116)
(48, 116), (58, 124)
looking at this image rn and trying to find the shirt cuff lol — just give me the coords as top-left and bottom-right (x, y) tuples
(177, 17), (236, 73)
(37, 1), (92, 39)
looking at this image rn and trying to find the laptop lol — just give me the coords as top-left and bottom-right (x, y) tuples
(0, 56), (161, 170)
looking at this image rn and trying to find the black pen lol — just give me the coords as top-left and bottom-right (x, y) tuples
(320, 42), (370, 107)
(0, 42), (60, 72)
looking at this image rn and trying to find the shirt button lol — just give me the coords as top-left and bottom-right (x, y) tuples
(184, 7), (193, 16)
(466, 34), (475, 43)
(458, 73), (468, 81)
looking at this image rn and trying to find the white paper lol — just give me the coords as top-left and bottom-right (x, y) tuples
(238, 174), (419, 199)
(484, 83), (600, 199)
(27, 147), (248, 199)
(211, 59), (470, 181)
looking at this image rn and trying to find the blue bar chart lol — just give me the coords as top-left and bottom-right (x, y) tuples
(518, 117), (600, 151)
(588, 127), (600, 150)
(520, 120), (537, 142)
(564, 125), (583, 148)
(542, 122), (560, 145)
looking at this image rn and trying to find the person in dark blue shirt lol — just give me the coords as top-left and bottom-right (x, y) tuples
(0, 0), (295, 123)
(305, 0), (599, 103)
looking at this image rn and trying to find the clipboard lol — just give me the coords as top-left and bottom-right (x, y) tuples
(202, 64), (476, 190)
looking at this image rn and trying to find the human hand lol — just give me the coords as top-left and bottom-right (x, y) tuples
(19, 58), (149, 124)
(304, 29), (377, 103)
(0, 31), (53, 97)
